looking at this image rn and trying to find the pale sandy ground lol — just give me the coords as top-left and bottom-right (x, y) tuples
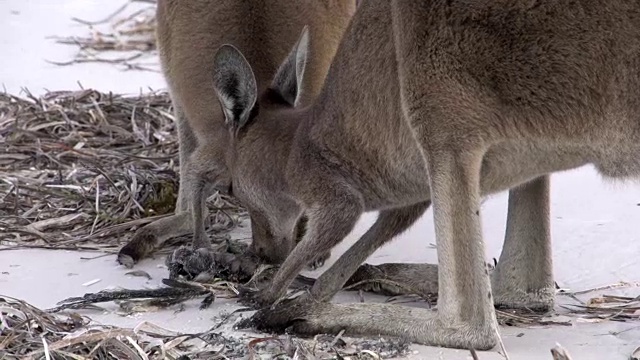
(1, 1), (640, 359)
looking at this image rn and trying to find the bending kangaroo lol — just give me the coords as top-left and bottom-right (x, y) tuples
(116, 0), (356, 269)
(210, 0), (640, 350)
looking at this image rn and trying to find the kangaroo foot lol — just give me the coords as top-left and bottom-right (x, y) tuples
(491, 257), (555, 312)
(492, 285), (556, 313)
(118, 228), (159, 268)
(344, 263), (439, 298)
(237, 295), (498, 350)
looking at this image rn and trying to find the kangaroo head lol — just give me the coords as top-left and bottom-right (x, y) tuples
(212, 27), (311, 262)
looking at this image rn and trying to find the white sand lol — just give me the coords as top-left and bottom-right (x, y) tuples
(1, 1), (639, 358)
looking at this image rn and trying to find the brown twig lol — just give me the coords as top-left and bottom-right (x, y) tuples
(50, 0), (159, 71)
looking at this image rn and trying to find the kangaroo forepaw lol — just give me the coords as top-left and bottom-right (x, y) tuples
(117, 230), (158, 268)
(237, 281), (289, 309)
(236, 295), (324, 334)
(237, 285), (266, 308)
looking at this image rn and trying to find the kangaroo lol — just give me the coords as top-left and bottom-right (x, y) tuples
(208, 0), (640, 350)
(116, 0), (357, 270)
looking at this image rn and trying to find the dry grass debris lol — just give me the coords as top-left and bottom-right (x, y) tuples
(0, 295), (411, 360)
(0, 88), (246, 251)
(49, 0), (159, 72)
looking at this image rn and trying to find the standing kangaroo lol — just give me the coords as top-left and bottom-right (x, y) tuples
(116, 0), (356, 269)
(208, 0), (640, 350)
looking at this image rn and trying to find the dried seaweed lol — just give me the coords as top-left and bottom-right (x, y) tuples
(49, 0), (159, 71)
(46, 279), (216, 313)
(561, 293), (640, 322)
(0, 89), (246, 251)
(0, 295), (411, 359)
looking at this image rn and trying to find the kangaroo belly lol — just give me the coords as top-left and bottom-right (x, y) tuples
(480, 141), (592, 195)
(357, 151), (431, 210)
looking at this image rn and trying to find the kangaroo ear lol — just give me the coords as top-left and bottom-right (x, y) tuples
(270, 26), (310, 107)
(213, 44), (258, 132)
